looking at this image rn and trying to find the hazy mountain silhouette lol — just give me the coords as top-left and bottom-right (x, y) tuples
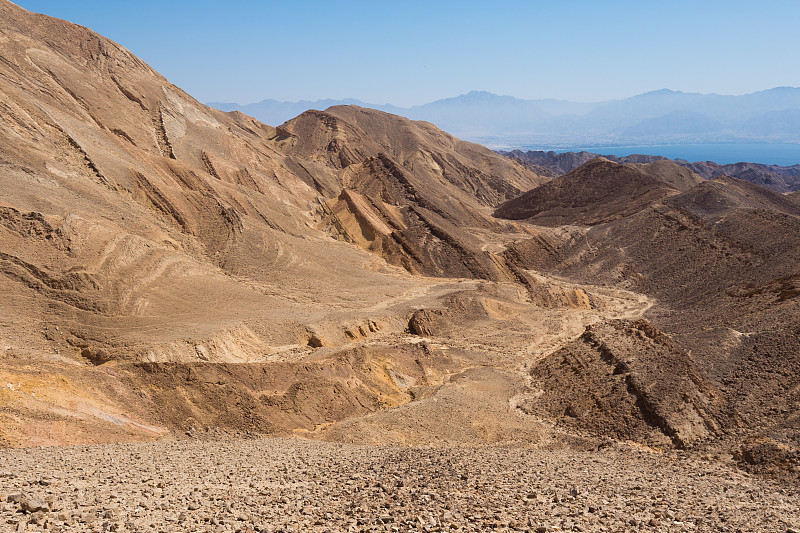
(211, 88), (800, 146)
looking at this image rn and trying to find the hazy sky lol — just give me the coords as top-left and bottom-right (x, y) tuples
(13, 0), (800, 107)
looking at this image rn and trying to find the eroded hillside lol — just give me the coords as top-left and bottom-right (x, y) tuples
(1, 0), (798, 481)
(0, 0), (605, 449)
(498, 164), (800, 471)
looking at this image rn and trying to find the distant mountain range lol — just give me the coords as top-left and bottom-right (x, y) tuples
(208, 88), (800, 147)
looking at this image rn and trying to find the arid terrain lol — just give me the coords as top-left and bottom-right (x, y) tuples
(3, 439), (800, 532)
(1, 1), (799, 531)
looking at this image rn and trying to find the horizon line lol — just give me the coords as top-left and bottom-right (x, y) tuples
(207, 86), (800, 108)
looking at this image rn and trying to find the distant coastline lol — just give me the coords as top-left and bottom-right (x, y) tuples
(487, 143), (800, 167)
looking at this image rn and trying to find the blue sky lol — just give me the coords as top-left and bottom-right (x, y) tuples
(13, 0), (800, 107)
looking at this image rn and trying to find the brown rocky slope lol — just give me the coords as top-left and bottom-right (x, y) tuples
(498, 164), (800, 469)
(0, 1), (798, 488)
(0, 0), (550, 445)
(278, 105), (545, 278)
(0, 0), (623, 452)
(494, 158), (688, 226)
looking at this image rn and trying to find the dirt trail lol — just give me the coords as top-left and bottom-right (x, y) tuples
(517, 270), (652, 364)
(313, 268), (655, 447)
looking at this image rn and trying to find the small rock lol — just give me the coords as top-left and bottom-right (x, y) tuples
(21, 497), (49, 514)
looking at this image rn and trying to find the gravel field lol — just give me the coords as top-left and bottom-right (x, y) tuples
(2, 438), (799, 532)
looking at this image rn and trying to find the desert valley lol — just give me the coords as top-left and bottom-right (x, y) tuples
(0, 1), (799, 531)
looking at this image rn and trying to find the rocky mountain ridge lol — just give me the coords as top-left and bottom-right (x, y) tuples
(503, 149), (800, 193)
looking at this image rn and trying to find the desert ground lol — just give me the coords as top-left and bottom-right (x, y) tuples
(3, 438), (800, 532)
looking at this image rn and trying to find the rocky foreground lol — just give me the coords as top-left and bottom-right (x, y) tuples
(1, 438), (799, 533)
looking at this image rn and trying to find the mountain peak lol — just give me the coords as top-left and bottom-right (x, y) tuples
(462, 90), (500, 98)
(494, 157), (678, 226)
(639, 88), (683, 97)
